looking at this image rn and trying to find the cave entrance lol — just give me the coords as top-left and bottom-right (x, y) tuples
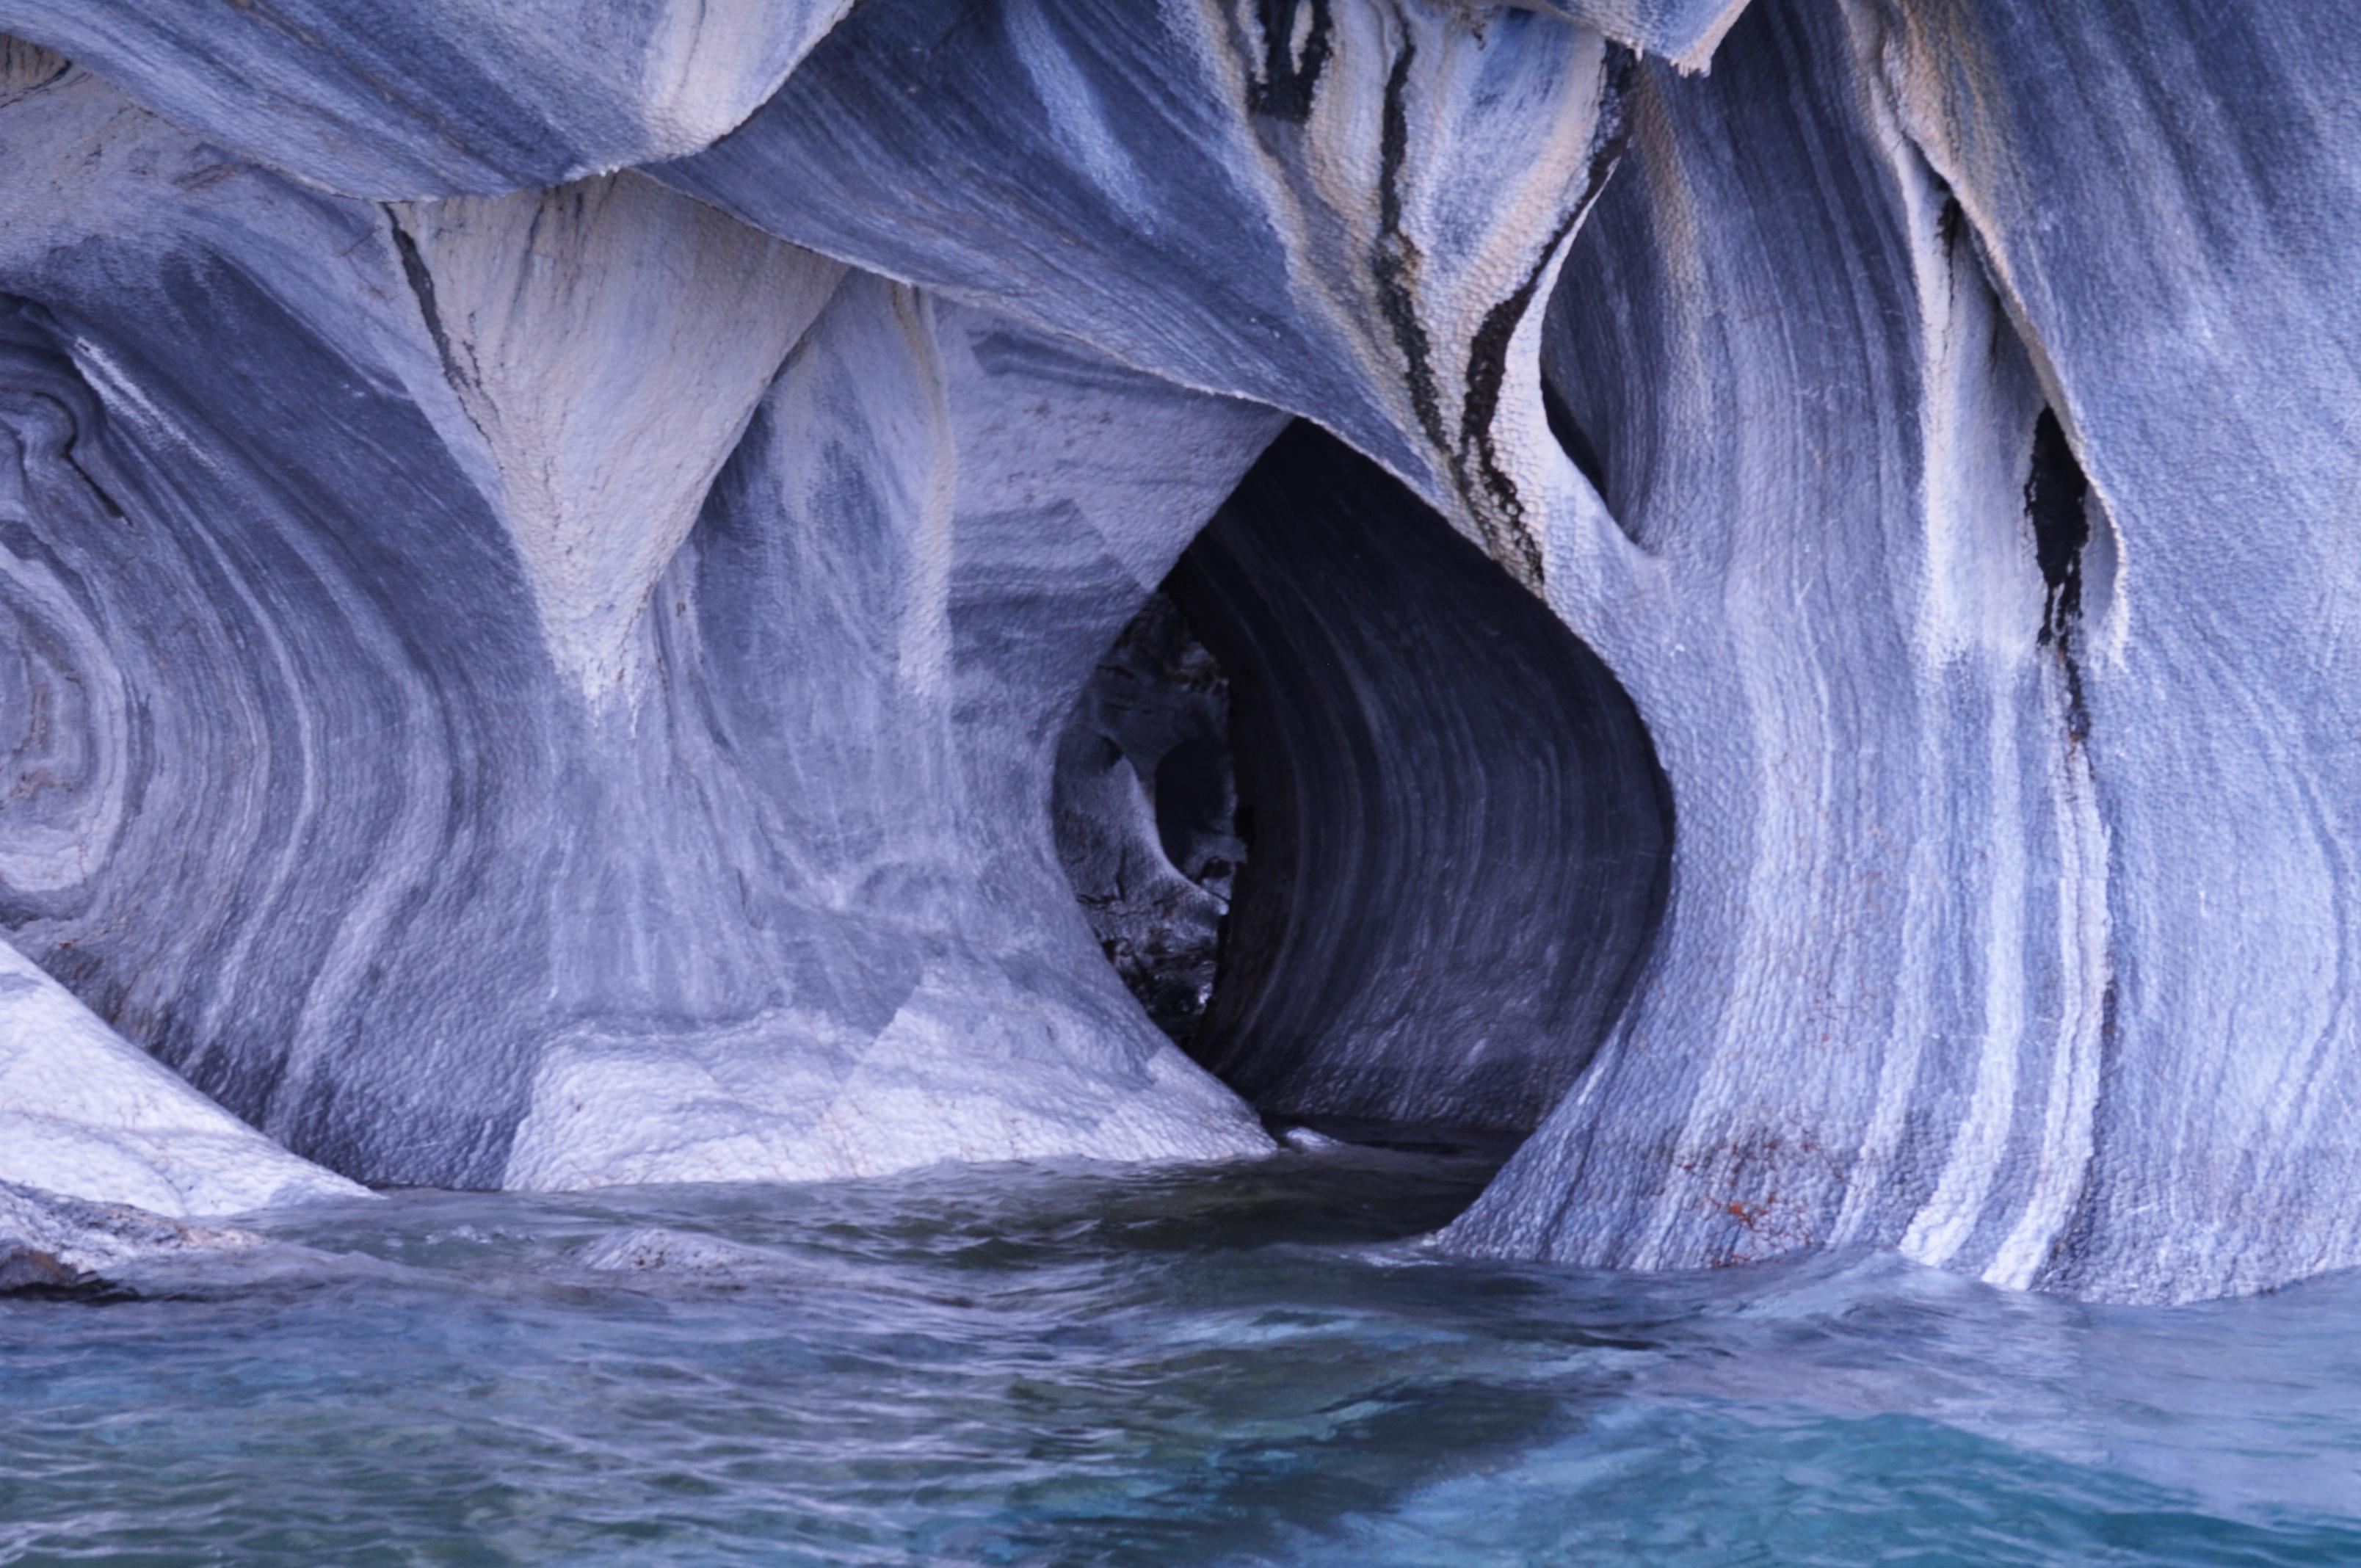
(1054, 421), (1672, 1137)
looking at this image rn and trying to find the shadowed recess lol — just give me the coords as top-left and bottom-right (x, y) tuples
(1112, 421), (1672, 1133)
(1053, 592), (1247, 1046)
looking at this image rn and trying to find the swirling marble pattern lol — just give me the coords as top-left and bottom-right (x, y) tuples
(656, 0), (1625, 584)
(1172, 423), (1670, 1132)
(1446, 0), (2361, 1304)
(0, 0), (854, 195)
(0, 71), (1276, 1192)
(1, 0), (2356, 1304)
(1863, 0), (2361, 1302)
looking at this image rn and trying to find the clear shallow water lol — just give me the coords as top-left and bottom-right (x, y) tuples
(4, 1135), (2360, 1566)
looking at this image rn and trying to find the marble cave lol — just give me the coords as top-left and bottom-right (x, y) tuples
(1, 2), (2359, 1558)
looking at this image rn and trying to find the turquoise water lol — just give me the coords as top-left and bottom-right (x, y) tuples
(4, 1135), (2359, 1564)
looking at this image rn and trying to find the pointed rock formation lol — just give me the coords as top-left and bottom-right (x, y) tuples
(0, 73), (1276, 1191)
(0, 940), (362, 1216)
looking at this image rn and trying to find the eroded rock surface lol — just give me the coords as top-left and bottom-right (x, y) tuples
(0, 70), (1276, 1192)
(0, 940), (363, 1216)
(0, 0), (856, 195)
(656, 0), (1628, 581)
(1, 0), (2357, 1305)
(0, 1180), (266, 1297)
(1444, 0), (2361, 1304)
(1053, 591), (1244, 1045)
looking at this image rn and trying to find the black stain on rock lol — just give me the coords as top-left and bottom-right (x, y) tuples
(1370, 37), (1544, 583)
(1457, 47), (1634, 587)
(385, 209), (473, 406)
(2027, 405), (2092, 646)
(1246, 0), (1334, 123)
(2026, 404), (2096, 747)
(1371, 40), (1447, 467)
(1936, 188), (1966, 258)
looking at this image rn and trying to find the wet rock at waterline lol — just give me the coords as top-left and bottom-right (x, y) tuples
(0, 940), (363, 1217)
(0, 1180), (265, 1298)
(0, 0), (2356, 1307)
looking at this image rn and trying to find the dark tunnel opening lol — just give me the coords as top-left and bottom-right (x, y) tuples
(1054, 421), (1674, 1137)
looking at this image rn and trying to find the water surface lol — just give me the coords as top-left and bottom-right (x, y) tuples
(4, 1134), (2358, 1564)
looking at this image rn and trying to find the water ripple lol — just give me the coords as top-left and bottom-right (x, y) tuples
(4, 1137), (2358, 1564)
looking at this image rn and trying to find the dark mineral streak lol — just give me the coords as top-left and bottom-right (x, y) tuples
(0, 0), (2354, 1306)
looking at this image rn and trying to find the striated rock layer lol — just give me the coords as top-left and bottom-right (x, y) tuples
(1444, 0), (2361, 1304)
(0, 0), (856, 196)
(0, 940), (361, 1216)
(0, 68), (1275, 1191)
(0, 0), (2357, 1305)
(1170, 423), (1670, 1133)
(655, 0), (1629, 581)
(1445, 0), (2111, 1288)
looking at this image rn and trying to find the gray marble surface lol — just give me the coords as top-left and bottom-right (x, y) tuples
(656, 0), (1628, 580)
(1, 0), (2356, 1304)
(0, 0), (853, 195)
(0, 70), (1274, 1195)
(1447, 0), (2361, 1304)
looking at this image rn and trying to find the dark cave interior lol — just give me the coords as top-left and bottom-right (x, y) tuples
(1056, 421), (1676, 1136)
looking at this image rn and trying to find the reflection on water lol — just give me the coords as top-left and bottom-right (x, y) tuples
(3, 1132), (2358, 1564)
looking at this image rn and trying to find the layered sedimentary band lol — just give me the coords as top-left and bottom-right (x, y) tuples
(1445, 0), (2361, 1305)
(0, 0), (857, 195)
(0, 0), (2357, 1306)
(0, 939), (363, 1216)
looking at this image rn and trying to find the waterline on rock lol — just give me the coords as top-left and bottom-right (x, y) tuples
(3, 1138), (2358, 1564)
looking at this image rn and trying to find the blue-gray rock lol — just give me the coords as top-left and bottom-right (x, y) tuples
(0, 1180), (269, 1296)
(1526, 0), (1749, 68)
(656, 0), (1628, 583)
(1443, 0), (2361, 1304)
(1169, 422), (1671, 1132)
(0, 938), (363, 1215)
(0, 0), (853, 196)
(0, 31), (61, 104)
(4, 0), (2357, 1309)
(1861, 0), (2361, 1302)
(0, 72), (1277, 1191)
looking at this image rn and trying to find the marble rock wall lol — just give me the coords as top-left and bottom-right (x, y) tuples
(1, 0), (2357, 1305)
(0, 66), (1276, 1197)
(1170, 422), (1672, 1133)
(1445, 0), (2361, 1304)
(0, 0), (856, 195)
(0, 939), (363, 1217)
